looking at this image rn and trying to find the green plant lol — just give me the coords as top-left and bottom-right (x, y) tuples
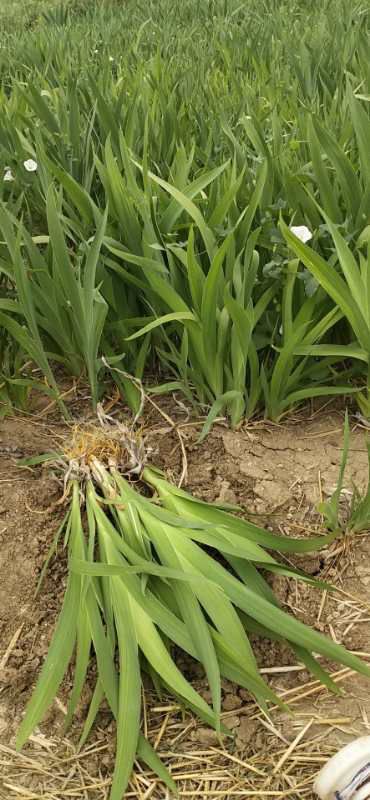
(111, 159), (275, 426)
(318, 412), (351, 531)
(281, 215), (370, 416)
(0, 334), (29, 417)
(348, 439), (370, 532)
(318, 411), (370, 534)
(0, 190), (110, 411)
(18, 419), (370, 799)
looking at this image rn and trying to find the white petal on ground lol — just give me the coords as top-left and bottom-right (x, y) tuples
(290, 225), (312, 243)
(4, 169), (14, 182)
(23, 159), (38, 172)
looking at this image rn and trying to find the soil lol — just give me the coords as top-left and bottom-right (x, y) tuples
(1, 401), (370, 798)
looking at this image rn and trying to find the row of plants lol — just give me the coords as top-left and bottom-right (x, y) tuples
(0, 1), (369, 423)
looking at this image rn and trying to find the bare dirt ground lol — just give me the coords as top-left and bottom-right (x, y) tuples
(1, 400), (370, 799)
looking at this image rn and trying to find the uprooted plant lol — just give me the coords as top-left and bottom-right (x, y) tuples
(18, 410), (370, 799)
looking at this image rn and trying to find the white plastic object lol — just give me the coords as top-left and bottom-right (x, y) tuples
(314, 737), (370, 799)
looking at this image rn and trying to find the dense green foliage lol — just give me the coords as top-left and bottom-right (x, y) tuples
(0, 0), (370, 421)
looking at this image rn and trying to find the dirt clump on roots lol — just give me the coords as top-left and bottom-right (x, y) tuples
(1, 402), (370, 798)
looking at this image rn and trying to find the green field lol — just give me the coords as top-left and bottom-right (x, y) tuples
(2, 3), (370, 797)
(1, 0), (369, 425)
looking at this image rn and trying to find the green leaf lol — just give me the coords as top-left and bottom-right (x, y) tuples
(148, 170), (216, 259)
(16, 574), (80, 748)
(110, 570), (141, 800)
(137, 736), (177, 794)
(199, 390), (243, 441)
(281, 219), (370, 353)
(125, 311), (196, 341)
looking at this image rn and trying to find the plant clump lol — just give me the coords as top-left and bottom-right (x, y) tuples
(17, 415), (370, 800)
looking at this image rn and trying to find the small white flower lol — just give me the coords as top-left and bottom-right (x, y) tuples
(4, 168), (14, 182)
(40, 89), (51, 97)
(94, 48), (99, 54)
(109, 56), (114, 62)
(23, 158), (38, 172)
(290, 225), (312, 243)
